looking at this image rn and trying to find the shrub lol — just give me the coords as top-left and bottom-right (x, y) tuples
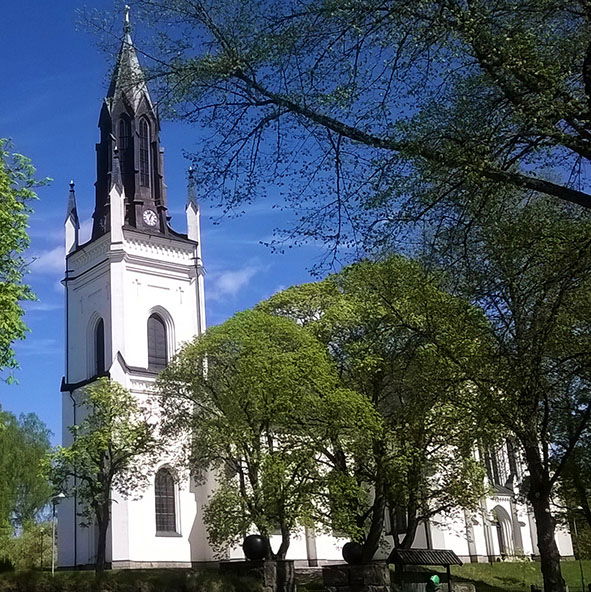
(0, 569), (261, 592)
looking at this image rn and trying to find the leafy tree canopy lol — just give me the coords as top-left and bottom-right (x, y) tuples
(259, 255), (490, 558)
(0, 410), (52, 537)
(0, 140), (40, 379)
(431, 191), (591, 592)
(97, 0), (591, 258)
(49, 378), (159, 573)
(157, 309), (380, 559)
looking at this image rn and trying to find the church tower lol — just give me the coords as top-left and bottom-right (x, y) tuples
(58, 10), (211, 568)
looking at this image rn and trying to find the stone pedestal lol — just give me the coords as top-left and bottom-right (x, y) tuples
(322, 562), (391, 592)
(219, 559), (295, 592)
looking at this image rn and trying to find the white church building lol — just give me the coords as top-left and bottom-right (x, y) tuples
(57, 16), (573, 569)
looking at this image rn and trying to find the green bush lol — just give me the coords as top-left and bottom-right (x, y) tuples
(0, 569), (261, 592)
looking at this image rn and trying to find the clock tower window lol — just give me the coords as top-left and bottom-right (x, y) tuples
(118, 117), (131, 150)
(139, 118), (151, 188)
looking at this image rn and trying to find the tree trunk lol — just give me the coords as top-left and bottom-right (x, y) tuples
(95, 503), (110, 575)
(523, 443), (566, 592)
(276, 524), (290, 560)
(361, 478), (386, 562)
(263, 534), (274, 561)
(399, 514), (419, 550)
(529, 494), (566, 592)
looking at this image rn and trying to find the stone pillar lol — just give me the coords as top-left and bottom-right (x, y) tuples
(219, 559), (295, 592)
(322, 562), (391, 592)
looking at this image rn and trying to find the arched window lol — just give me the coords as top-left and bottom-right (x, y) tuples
(147, 313), (167, 370)
(118, 117), (131, 150)
(139, 118), (150, 187)
(492, 506), (514, 556)
(95, 318), (105, 375)
(155, 468), (176, 533)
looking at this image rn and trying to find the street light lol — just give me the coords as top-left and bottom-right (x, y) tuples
(51, 493), (66, 576)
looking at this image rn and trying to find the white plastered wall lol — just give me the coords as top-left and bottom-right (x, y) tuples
(60, 203), (211, 566)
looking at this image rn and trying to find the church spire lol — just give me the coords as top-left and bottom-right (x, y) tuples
(106, 6), (152, 110)
(92, 6), (168, 240)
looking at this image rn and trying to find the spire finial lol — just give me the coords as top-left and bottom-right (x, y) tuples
(69, 179), (75, 190)
(124, 5), (131, 35)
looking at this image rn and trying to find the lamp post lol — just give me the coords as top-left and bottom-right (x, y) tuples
(51, 493), (65, 576)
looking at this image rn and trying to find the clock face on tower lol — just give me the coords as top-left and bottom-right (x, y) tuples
(143, 209), (158, 227)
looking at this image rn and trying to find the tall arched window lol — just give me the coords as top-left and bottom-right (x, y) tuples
(155, 468), (176, 533)
(118, 117), (131, 150)
(147, 313), (167, 370)
(95, 318), (105, 375)
(139, 118), (150, 187)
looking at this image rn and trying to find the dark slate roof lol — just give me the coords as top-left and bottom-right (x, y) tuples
(492, 484), (514, 496)
(387, 548), (463, 566)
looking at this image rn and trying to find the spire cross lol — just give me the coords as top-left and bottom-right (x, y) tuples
(124, 5), (131, 35)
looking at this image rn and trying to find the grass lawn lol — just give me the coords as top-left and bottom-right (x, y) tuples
(297, 560), (591, 592)
(431, 560), (591, 592)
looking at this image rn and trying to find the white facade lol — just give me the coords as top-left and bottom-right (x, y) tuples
(58, 176), (213, 568)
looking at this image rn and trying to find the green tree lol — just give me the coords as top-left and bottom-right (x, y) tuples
(259, 256), (488, 560)
(4, 521), (53, 571)
(0, 140), (39, 378)
(430, 193), (591, 592)
(49, 378), (159, 574)
(112, 0), (591, 256)
(157, 309), (379, 559)
(560, 448), (591, 532)
(0, 410), (52, 537)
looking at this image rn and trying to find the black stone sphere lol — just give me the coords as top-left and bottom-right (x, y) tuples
(342, 541), (363, 565)
(242, 534), (268, 561)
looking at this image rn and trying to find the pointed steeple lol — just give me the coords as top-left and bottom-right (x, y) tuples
(106, 5), (152, 110)
(92, 6), (168, 240)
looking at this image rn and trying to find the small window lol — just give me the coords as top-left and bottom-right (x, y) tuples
(155, 468), (177, 533)
(147, 314), (167, 370)
(139, 118), (150, 187)
(95, 319), (105, 375)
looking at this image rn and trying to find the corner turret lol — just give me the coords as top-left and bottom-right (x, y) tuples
(65, 180), (80, 254)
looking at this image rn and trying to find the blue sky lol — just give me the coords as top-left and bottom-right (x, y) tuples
(0, 1), (325, 443)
